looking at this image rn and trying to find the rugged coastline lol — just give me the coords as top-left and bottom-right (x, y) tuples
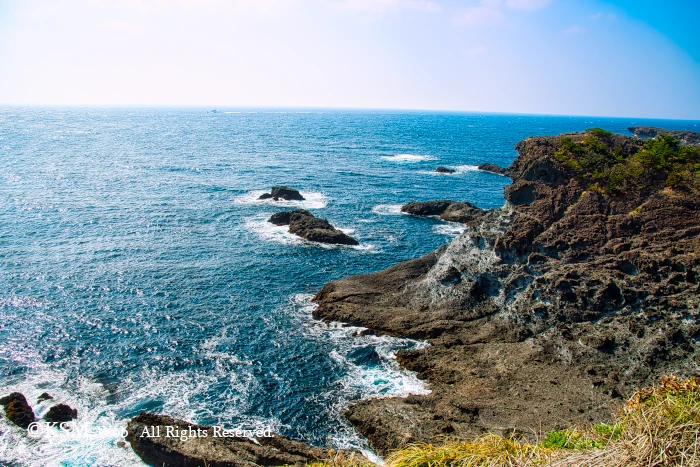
(4, 128), (697, 466)
(313, 129), (700, 455)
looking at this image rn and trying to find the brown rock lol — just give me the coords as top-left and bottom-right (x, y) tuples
(269, 210), (358, 245)
(0, 393), (35, 428)
(45, 404), (78, 423)
(126, 412), (333, 467)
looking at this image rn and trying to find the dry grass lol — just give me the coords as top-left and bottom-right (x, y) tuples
(385, 434), (554, 467)
(301, 376), (700, 467)
(306, 450), (377, 467)
(553, 375), (700, 467)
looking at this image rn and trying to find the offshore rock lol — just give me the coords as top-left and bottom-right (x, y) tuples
(435, 166), (456, 173)
(401, 200), (486, 224)
(477, 163), (507, 175)
(269, 209), (359, 245)
(315, 130), (700, 455)
(37, 392), (53, 403)
(126, 412), (331, 467)
(259, 186), (306, 201)
(45, 403), (78, 423)
(0, 392), (35, 428)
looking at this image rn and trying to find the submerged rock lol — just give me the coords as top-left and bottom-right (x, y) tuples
(347, 346), (381, 365)
(259, 186), (306, 201)
(0, 393), (35, 428)
(269, 209), (359, 245)
(477, 163), (507, 175)
(37, 392), (53, 403)
(45, 403), (78, 423)
(126, 412), (332, 467)
(401, 200), (485, 224)
(435, 166), (456, 174)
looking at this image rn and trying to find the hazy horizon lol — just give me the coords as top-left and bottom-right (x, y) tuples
(1, 0), (699, 119)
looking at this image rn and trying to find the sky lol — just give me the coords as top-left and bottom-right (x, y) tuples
(0, 0), (698, 119)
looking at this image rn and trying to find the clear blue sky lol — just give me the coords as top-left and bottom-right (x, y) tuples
(0, 0), (698, 119)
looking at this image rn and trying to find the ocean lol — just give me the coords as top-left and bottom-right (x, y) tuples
(1, 108), (698, 466)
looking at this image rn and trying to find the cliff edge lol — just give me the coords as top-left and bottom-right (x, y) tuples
(313, 129), (700, 455)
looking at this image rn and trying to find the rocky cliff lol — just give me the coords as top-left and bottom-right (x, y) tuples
(313, 129), (700, 455)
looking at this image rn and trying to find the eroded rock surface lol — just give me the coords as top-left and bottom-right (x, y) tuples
(270, 209), (359, 245)
(127, 413), (331, 467)
(314, 130), (700, 455)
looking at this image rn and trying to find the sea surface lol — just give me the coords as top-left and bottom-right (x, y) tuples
(1, 108), (698, 466)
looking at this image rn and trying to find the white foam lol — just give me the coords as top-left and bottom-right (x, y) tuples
(0, 372), (145, 466)
(286, 294), (430, 460)
(0, 349), (273, 466)
(244, 215), (304, 246)
(233, 190), (328, 209)
(380, 154), (437, 163)
(371, 204), (404, 215)
(455, 165), (480, 173)
(433, 223), (466, 237)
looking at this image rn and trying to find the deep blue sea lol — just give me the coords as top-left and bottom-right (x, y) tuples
(1, 108), (698, 466)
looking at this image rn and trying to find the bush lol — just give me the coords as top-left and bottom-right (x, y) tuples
(553, 132), (698, 196)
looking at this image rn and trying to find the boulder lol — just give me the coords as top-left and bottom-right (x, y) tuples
(37, 392), (53, 403)
(0, 392), (35, 428)
(435, 167), (456, 174)
(477, 163), (507, 175)
(45, 404), (78, 423)
(126, 412), (333, 467)
(259, 186), (305, 201)
(269, 210), (359, 246)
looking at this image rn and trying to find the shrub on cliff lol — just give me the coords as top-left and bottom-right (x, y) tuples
(553, 129), (700, 195)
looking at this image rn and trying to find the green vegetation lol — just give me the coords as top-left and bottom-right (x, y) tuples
(301, 376), (700, 467)
(553, 129), (700, 195)
(539, 429), (602, 450)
